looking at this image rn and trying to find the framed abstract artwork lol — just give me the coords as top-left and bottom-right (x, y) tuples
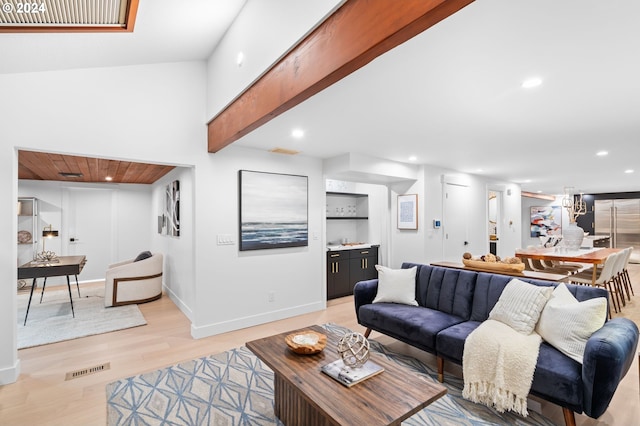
(398, 194), (418, 230)
(158, 180), (180, 237)
(239, 170), (308, 251)
(530, 206), (561, 237)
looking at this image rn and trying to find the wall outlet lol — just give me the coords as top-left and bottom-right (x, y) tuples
(268, 291), (275, 302)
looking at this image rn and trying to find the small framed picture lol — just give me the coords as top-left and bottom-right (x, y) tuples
(398, 194), (418, 230)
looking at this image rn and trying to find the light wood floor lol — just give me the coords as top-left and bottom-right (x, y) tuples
(2, 267), (639, 426)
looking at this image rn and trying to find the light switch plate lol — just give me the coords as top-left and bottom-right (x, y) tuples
(217, 234), (234, 245)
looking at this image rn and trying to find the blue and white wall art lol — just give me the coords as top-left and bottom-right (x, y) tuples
(239, 170), (308, 251)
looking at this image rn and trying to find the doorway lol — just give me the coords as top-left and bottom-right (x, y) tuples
(443, 183), (469, 262)
(64, 187), (114, 283)
(488, 190), (501, 256)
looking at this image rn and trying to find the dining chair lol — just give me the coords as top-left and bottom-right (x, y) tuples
(568, 251), (621, 316)
(619, 247), (634, 300)
(525, 258), (572, 275)
(540, 259), (583, 274)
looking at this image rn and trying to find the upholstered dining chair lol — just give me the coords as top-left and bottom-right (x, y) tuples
(104, 251), (163, 307)
(567, 251), (621, 317)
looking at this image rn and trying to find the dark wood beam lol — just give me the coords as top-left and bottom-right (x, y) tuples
(207, 0), (475, 153)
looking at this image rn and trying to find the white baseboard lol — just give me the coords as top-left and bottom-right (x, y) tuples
(0, 358), (20, 385)
(190, 302), (324, 339)
(163, 284), (193, 322)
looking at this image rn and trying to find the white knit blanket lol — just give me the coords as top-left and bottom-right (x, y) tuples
(462, 319), (541, 416)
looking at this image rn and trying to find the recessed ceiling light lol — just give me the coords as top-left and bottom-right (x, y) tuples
(105, 176), (113, 181)
(291, 128), (304, 139)
(596, 151), (608, 156)
(625, 169), (634, 174)
(236, 52), (244, 67)
(522, 77), (542, 89)
(408, 156), (417, 162)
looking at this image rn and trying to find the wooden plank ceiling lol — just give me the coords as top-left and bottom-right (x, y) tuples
(18, 150), (175, 184)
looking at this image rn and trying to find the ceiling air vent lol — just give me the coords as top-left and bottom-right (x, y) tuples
(59, 172), (83, 178)
(0, 0), (139, 32)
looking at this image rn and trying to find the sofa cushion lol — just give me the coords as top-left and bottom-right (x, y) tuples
(358, 303), (465, 353)
(409, 264), (476, 320)
(530, 342), (583, 412)
(470, 273), (554, 322)
(373, 265), (418, 306)
(536, 283), (607, 364)
(489, 278), (553, 334)
(435, 320), (481, 363)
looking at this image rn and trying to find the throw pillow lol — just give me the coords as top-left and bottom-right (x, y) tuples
(372, 265), (418, 306)
(535, 283), (607, 364)
(489, 278), (553, 334)
(134, 251), (153, 262)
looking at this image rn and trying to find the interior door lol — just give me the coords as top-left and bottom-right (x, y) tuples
(443, 183), (469, 262)
(65, 187), (114, 282)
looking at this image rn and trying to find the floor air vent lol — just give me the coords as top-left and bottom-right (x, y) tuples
(65, 362), (111, 381)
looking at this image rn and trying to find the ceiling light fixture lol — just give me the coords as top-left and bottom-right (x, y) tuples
(522, 77), (542, 89)
(237, 52), (244, 67)
(625, 169), (634, 174)
(105, 176), (113, 181)
(596, 151), (608, 156)
(291, 129), (304, 139)
(409, 156), (417, 162)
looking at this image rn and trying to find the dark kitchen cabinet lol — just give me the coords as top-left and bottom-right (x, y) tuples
(327, 246), (378, 299)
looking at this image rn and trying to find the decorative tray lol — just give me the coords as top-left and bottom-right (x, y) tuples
(462, 259), (525, 272)
(285, 330), (327, 355)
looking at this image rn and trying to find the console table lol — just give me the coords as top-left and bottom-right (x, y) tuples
(18, 255), (87, 325)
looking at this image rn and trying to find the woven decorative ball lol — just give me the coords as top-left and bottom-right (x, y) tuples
(337, 332), (370, 368)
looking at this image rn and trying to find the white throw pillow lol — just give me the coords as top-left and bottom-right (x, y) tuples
(489, 278), (553, 334)
(535, 283), (607, 364)
(372, 265), (418, 306)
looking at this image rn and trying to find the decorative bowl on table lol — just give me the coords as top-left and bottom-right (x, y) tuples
(285, 330), (327, 355)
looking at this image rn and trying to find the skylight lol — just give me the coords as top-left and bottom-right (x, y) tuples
(0, 0), (138, 32)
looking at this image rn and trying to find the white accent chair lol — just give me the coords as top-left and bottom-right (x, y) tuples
(105, 252), (163, 307)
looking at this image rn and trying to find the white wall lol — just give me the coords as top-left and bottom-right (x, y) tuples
(151, 167), (195, 321)
(389, 164), (522, 268)
(0, 61), (207, 384)
(206, 0), (344, 119)
(190, 146), (325, 337)
(17, 180), (153, 286)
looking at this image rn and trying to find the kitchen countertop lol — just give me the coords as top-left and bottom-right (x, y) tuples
(327, 243), (379, 251)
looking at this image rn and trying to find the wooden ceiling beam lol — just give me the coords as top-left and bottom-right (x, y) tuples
(207, 0), (475, 153)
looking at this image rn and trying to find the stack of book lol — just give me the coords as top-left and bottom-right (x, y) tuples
(321, 359), (384, 387)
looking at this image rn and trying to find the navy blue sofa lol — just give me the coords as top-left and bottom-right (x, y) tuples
(354, 262), (639, 426)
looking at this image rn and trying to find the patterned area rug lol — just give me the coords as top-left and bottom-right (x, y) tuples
(18, 285), (146, 349)
(106, 324), (556, 426)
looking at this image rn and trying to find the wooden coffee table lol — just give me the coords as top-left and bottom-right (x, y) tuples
(246, 324), (446, 426)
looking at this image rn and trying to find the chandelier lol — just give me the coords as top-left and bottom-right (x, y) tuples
(561, 187), (587, 223)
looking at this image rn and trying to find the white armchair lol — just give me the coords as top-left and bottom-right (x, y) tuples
(105, 252), (163, 307)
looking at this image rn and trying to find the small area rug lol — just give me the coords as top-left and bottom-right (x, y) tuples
(106, 323), (555, 426)
(18, 285), (147, 349)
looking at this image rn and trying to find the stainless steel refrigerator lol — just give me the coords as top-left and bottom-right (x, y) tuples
(594, 199), (640, 261)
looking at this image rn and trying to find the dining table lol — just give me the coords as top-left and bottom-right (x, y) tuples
(514, 247), (621, 285)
